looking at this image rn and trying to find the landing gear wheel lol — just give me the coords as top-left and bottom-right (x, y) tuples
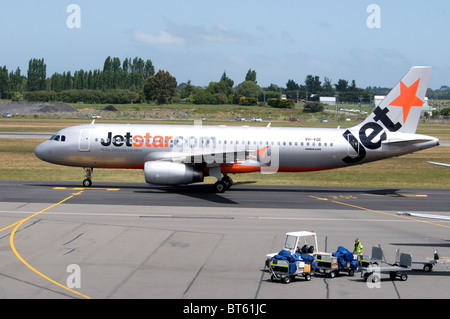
(222, 175), (233, 189)
(214, 181), (227, 193)
(83, 167), (93, 187)
(83, 179), (92, 187)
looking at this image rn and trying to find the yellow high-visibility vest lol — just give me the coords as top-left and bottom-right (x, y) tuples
(354, 242), (363, 254)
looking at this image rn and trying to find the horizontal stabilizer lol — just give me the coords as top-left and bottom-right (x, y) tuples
(382, 138), (436, 146)
(381, 132), (439, 147)
(427, 161), (450, 168)
(397, 212), (450, 221)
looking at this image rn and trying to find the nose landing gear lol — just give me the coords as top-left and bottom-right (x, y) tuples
(83, 167), (93, 187)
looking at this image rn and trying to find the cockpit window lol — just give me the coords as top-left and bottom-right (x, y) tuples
(49, 135), (66, 142)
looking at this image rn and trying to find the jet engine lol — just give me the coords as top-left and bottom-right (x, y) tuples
(144, 161), (204, 185)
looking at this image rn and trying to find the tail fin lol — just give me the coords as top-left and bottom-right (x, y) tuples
(353, 66), (432, 134)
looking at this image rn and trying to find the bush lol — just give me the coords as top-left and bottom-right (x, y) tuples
(192, 89), (217, 104)
(239, 96), (257, 106)
(440, 107), (450, 116)
(303, 101), (324, 113)
(11, 92), (23, 102)
(267, 98), (295, 108)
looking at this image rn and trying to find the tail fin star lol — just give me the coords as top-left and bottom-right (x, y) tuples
(352, 66), (431, 134)
(388, 78), (423, 123)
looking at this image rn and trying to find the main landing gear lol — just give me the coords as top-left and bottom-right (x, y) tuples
(209, 165), (233, 193)
(213, 175), (233, 193)
(83, 167), (93, 187)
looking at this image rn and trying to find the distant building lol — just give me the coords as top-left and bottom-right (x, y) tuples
(421, 97), (435, 116)
(374, 95), (385, 107)
(319, 96), (336, 105)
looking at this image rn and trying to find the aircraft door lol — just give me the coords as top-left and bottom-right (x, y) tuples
(79, 129), (91, 151)
(346, 132), (359, 158)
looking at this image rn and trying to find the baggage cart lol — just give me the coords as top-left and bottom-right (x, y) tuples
(395, 248), (439, 272)
(361, 252), (412, 282)
(269, 259), (312, 284)
(332, 246), (359, 276)
(358, 246), (383, 268)
(314, 253), (339, 278)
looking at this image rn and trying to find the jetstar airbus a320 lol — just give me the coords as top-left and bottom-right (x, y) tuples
(35, 66), (439, 193)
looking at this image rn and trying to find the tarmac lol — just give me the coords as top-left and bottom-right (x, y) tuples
(0, 180), (448, 300)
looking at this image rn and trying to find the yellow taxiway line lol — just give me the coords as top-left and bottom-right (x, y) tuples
(1, 190), (91, 299)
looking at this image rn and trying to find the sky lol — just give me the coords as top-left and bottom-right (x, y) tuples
(1, 0), (449, 89)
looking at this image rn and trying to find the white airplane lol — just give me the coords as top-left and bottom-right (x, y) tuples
(35, 66), (439, 193)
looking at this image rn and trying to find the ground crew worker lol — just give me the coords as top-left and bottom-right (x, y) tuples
(353, 238), (363, 256)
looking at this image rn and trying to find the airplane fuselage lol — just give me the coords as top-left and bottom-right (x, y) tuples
(35, 123), (438, 172)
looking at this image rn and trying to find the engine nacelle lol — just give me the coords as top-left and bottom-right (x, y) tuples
(144, 161), (204, 185)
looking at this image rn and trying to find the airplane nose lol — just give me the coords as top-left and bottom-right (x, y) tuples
(34, 141), (52, 162)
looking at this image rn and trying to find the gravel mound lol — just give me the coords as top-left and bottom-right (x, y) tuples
(0, 101), (78, 114)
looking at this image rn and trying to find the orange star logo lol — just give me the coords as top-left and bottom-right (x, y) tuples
(389, 79), (423, 123)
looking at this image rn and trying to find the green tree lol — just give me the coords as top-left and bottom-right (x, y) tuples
(220, 71), (234, 88)
(286, 79), (300, 91)
(144, 59), (155, 78)
(9, 67), (24, 93)
(335, 79), (348, 92)
(305, 75), (321, 94)
(322, 77), (334, 93)
(245, 69), (257, 83)
(27, 58), (46, 91)
(143, 70), (177, 104)
(0, 66), (9, 98)
(179, 80), (198, 100)
(235, 80), (261, 98)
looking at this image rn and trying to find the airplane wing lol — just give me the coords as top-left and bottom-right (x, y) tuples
(427, 161), (450, 168)
(145, 146), (272, 167)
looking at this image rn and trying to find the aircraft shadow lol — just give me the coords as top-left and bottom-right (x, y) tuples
(389, 240), (450, 248)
